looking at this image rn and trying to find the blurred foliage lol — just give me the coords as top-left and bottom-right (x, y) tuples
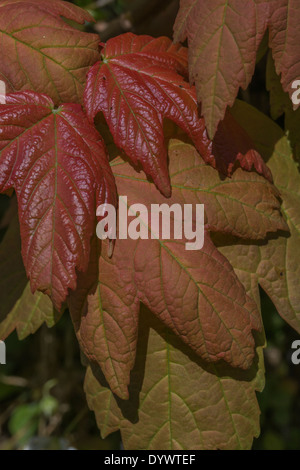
(73, 0), (126, 22)
(0, 0), (300, 451)
(0, 311), (121, 450)
(70, 0), (179, 40)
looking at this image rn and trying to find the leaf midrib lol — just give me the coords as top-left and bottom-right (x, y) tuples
(113, 172), (284, 226)
(119, 198), (251, 365)
(0, 27), (86, 88)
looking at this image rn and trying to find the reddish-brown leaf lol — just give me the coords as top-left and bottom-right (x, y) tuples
(0, 91), (117, 310)
(174, 0), (300, 137)
(174, 0), (271, 137)
(69, 133), (286, 397)
(84, 32), (272, 195)
(107, 144), (289, 370)
(0, 0), (99, 104)
(104, 161), (266, 370)
(84, 33), (202, 197)
(69, 236), (139, 400)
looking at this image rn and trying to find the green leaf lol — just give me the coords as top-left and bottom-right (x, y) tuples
(8, 402), (40, 446)
(84, 306), (264, 450)
(222, 99), (300, 332)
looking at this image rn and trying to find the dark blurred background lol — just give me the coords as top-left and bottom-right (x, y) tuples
(0, 0), (300, 450)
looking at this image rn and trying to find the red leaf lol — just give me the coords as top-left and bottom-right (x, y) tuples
(0, 91), (117, 309)
(84, 32), (272, 196)
(84, 33), (199, 197)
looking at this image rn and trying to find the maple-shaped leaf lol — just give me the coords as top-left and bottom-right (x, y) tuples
(84, 33), (201, 197)
(69, 135), (287, 399)
(0, 91), (117, 310)
(0, 210), (61, 340)
(84, 306), (265, 450)
(115, 138), (286, 240)
(174, 0), (271, 137)
(73, 229), (261, 395)
(0, 0), (100, 104)
(108, 146), (286, 369)
(84, 32), (273, 195)
(223, 100), (300, 333)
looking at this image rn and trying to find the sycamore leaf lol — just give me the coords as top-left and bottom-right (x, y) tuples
(221, 100), (300, 332)
(84, 32), (272, 197)
(108, 144), (285, 368)
(72, 228), (260, 397)
(0, 0), (99, 104)
(174, 0), (271, 137)
(175, 139), (278, 239)
(116, 138), (287, 240)
(84, 202), (266, 449)
(84, 307), (265, 450)
(69, 137), (287, 398)
(84, 33), (201, 197)
(0, 91), (117, 310)
(174, 0), (300, 137)
(0, 211), (61, 340)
